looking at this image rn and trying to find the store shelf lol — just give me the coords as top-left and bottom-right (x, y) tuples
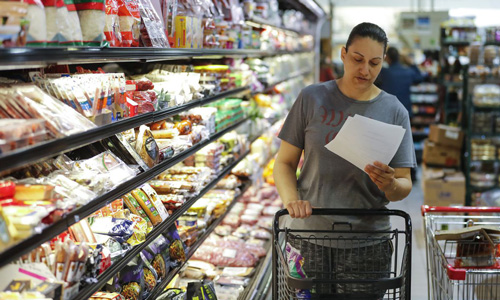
(246, 17), (306, 35)
(0, 48), (312, 69)
(413, 112), (437, 117)
(441, 41), (471, 46)
(0, 86), (250, 173)
(471, 133), (500, 139)
(470, 159), (498, 163)
(410, 91), (439, 95)
(0, 117), (248, 268)
(412, 101), (438, 105)
(484, 41), (500, 46)
(443, 81), (464, 88)
(473, 106), (500, 112)
(148, 180), (252, 300)
(253, 69), (312, 95)
(74, 147), (252, 300)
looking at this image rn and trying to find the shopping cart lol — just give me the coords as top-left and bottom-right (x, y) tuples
(422, 205), (500, 300)
(272, 208), (412, 299)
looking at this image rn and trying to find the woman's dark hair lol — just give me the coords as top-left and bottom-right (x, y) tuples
(346, 22), (388, 54)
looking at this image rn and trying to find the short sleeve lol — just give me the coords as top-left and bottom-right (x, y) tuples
(278, 91), (307, 149)
(389, 110), (417, 168)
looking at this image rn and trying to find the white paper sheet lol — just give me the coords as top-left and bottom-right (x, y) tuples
(325, 114), (406, 172)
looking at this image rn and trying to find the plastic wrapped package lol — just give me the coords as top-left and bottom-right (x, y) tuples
(45, 173), (97, 207)
(214, 284), (245, 300)
(0, 119), (47, 155)
(250, 228), (271, 240)
(136, 0), (168, 47)
(117, 256), (144, 300)
(74, 0), (106, 46)
(90, 217), (135, 243)
(10, 84), (97, 136)
(63, 0), (84, 45)
(140, 252), (158, 298)
(42, 0), (62, 45)
(105, 0), (122, 46)
(23, 0), (47, 46)
(135, 125), (160, 168)
(221, 214), (240, 228)
(191, 243), (258, 267)
(145, 234), (171, 280)
(240, 214), (258, 226)
(118, 0), (141, 47)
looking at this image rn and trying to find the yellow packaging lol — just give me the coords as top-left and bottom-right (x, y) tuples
(0, 207), (16, 250)
(127, 214), (148, 245)
(175, 16), (190, 48)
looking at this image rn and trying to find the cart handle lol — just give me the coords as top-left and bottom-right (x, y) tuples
(421, 205), (500, 216)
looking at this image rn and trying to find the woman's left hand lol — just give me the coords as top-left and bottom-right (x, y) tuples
(364, 161), (396, 193)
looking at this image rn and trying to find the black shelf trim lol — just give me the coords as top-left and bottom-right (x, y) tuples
(74, 144), (251, 300)
(246, 17), (308, 35)
(441, 41), (471, 46)
(471, 133), (500, 139)
(484, 41), (500, 46)
(148, 180), (252, 300)
(0, 117), (248, 268)
(411, 101), (438, 105)
(0, 48), (313, 67)
(410, 91), (439, 95)
(0, 86), (249, 173)
(472, 106), (500, 112)
(413, 112), (437, 117)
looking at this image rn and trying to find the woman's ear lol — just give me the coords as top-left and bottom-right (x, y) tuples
(341, 46), (347, 62)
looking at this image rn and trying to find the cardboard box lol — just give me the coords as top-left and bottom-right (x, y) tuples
(423, 139), (462, 167)
(422, 165), (465, 206)
(429, 124), (464, 149)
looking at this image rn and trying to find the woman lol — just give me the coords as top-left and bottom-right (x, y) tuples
(273, 22), (416, 297)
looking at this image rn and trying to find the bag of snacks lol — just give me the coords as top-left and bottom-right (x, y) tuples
(140, 252), (158, 298)
(118, 256), (144, 300)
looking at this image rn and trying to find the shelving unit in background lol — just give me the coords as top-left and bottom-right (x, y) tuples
(410, 83), (440, 163)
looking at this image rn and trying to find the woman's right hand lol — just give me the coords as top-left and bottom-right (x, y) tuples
(285, 200), (312, 219)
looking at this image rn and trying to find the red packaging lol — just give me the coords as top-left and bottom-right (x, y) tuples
(0, 182), (15, 200)
(117, 0), (140, 47)
(105, 0), (122, 46)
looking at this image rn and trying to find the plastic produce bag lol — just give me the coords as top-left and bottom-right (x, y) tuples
(74, 0), (106, 46)
(105, 0), (122, 46)
(23, 0), (47, 46)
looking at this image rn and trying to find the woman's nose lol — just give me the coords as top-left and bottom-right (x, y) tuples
(359, 63), (369, 76)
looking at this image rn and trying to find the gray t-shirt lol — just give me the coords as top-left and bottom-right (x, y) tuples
(278, 80), (416, 241)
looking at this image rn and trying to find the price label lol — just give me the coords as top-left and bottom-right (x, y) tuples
(445, 130), (459, 140)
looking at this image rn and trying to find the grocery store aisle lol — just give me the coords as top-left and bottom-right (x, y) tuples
(388, 167), (428, 300)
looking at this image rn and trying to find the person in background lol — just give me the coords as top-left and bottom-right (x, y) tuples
(273, 22), (415, 298)
(319, 55), (336, 82)
(377, 46), (423, 182)
(377, 47), (424, 117)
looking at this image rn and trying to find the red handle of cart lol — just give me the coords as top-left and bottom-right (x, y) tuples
(421, 205), (500, 216)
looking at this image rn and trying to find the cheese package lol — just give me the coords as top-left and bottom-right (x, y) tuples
(123, 193), (153, 227)
(131, 189), (162, 225)
(140, 184), (169, 221)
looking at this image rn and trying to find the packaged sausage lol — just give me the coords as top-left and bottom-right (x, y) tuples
(151, 129), (178, 139)
(131, 189), (162, 225)
(135, 125), (159, 168)
(140, 184), (169, 221)
(123, 193), (153, 227)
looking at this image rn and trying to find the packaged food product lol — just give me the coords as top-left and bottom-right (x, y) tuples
(123, 193), (153, 227)
(64, 0), (84, 45)
(141, 184), (169, 221)
(23, 0), (47, 47)
(14, 184), (55, 201)
(143, 235), (170, 281)
(165, 226), (186, 264)
(118, 0), (140, 47)
(127, 214), (148, 246)
(74, 0), (106, 46)
(118, 256), (144, 300)
(136, 0), (168, 47)
(104, 0), (122, 46)
(140, 252), (158, 298)
(91, 292), (126, 300)
(135, 125), (160, 168)
(151, 129), (178, 139)
(131, 188), (162, 225)
(90, 217), (135, 243)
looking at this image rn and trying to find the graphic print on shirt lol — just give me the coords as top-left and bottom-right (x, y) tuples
(319, 105), (353, 144)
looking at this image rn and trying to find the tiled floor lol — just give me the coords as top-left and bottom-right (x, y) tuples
(388, 167), (429, 300)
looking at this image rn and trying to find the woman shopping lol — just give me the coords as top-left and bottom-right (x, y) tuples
(273, 22), (416, 298)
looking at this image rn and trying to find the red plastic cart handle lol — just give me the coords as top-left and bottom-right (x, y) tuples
(446, 264), (466, 281)
(421, 205), (500, 216)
